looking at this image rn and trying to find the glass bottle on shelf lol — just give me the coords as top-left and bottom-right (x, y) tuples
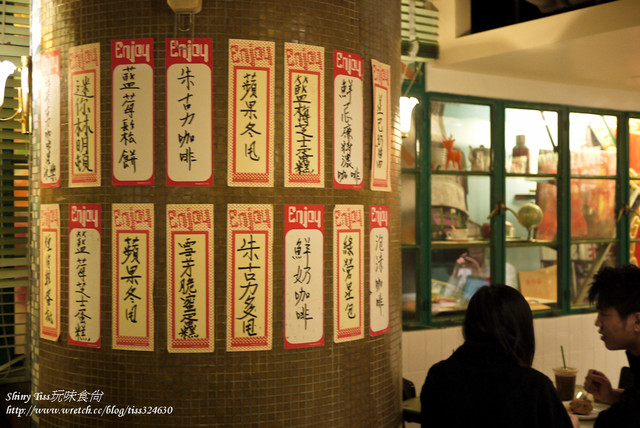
(511, 134), (530, 173)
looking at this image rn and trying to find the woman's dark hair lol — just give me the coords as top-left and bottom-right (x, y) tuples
(463, 284), (535, 368)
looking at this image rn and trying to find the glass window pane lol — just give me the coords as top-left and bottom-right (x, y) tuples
(431, 101), (491, 172)
(431, 245), (489, 316)
(570, 113), (617, 176)
(570, 178), (616, 239)
(567, 114), (615, 241)
(402, 248), (418, 322)
(401, 173), (416, 245)
(630, 117), (640, 174)
(431, 176), (490, 241)
(507, 246), (557, 309)
(505, 108), (558, 174)
(534, 180), (557, 241)
(631, 237), (640, 268)
(570, 243), (617, 307)
(630, 118), (640, 267)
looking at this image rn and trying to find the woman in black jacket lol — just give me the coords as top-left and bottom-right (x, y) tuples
(420, 284), (578, 428)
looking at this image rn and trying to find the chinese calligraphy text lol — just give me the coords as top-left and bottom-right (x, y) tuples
(333, 205), (364, 343)
(167, 204), (214, 353)
(112, 38), (154, 185)
(40, 205), (60, 341)
(285, 43), (324, 187)
(40, 50), (61, 188)
(333, 50), (364, 189)
(228, 39), (274, 186)
(227, 204), (273, 351)
(370, 60), (391, 192)
(112, 204), (154, 351)
(284, 205), (324, 348)
(166, 38), (213, 186)
(68, 204), (101, 348)
(69, 43), (100, 187)
(369, 206), (390, 336)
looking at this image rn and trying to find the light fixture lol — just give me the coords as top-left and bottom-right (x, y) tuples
(0, 61), (17, 108)
(0, 56), (31, 134)
(399, 96), (419, 137)
(167, 0), (202, 34)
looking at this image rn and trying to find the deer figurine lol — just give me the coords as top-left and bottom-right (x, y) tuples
(443, 134), (461, 170)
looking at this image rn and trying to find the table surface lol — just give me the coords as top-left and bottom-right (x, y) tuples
(402, 397), (420, 423)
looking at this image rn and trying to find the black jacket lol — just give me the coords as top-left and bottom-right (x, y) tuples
(594, 351), (640, 428)
(420, 341), (573, 428)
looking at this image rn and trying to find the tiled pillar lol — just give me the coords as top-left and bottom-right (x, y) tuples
(30, 0), (402, 426)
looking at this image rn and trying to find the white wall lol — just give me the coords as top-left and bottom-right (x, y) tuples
(402, 313), (628, 427)
(425, 66), (640, 113)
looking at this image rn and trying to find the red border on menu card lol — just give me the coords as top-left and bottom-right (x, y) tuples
(112, 38), (155, 186)
(333, 50), (364, 189)
(228, 39), (275, 187)
(369, 205), (390, 337)
(68, 204), (102, 348)
(284, 43), (324, 187)
(69, 43), (101, 188)
(226, 204), (273, 351)
(166, 38), (213, 187)
(371, 60), (391, 192)
(112, 204), (154, 351)
(284, 204), (325, 349)
(40, 49), (61, 188)
(40, 204), (60, 341)
(333, 205), (364, 343)
(166, 203), (214, 353)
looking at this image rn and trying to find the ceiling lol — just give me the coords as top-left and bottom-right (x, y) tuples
(446, 25), (640, 93)
(430, 0), (640, 94)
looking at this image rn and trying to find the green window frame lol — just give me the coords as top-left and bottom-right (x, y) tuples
(402, 87), (639, 329)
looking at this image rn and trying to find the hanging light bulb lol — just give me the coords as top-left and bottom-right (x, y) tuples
(167, 0), (202, 34)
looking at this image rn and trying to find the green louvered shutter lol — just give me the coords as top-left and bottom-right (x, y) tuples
(401, 0), (439, 62)
(0, 0), (30, 383)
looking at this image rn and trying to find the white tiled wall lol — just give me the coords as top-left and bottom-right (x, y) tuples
(403, 313), (628, 427)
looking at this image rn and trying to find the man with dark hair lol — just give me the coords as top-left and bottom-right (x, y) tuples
(584, 264), (640, 427)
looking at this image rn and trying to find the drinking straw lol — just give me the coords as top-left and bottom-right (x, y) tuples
(561, 345), (566, 369)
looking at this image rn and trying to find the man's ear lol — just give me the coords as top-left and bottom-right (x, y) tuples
(633, 312), (640, 333)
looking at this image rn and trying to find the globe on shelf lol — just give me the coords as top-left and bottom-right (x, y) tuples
(504, 202), (543, 241)
(517, 203), (543, 241)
